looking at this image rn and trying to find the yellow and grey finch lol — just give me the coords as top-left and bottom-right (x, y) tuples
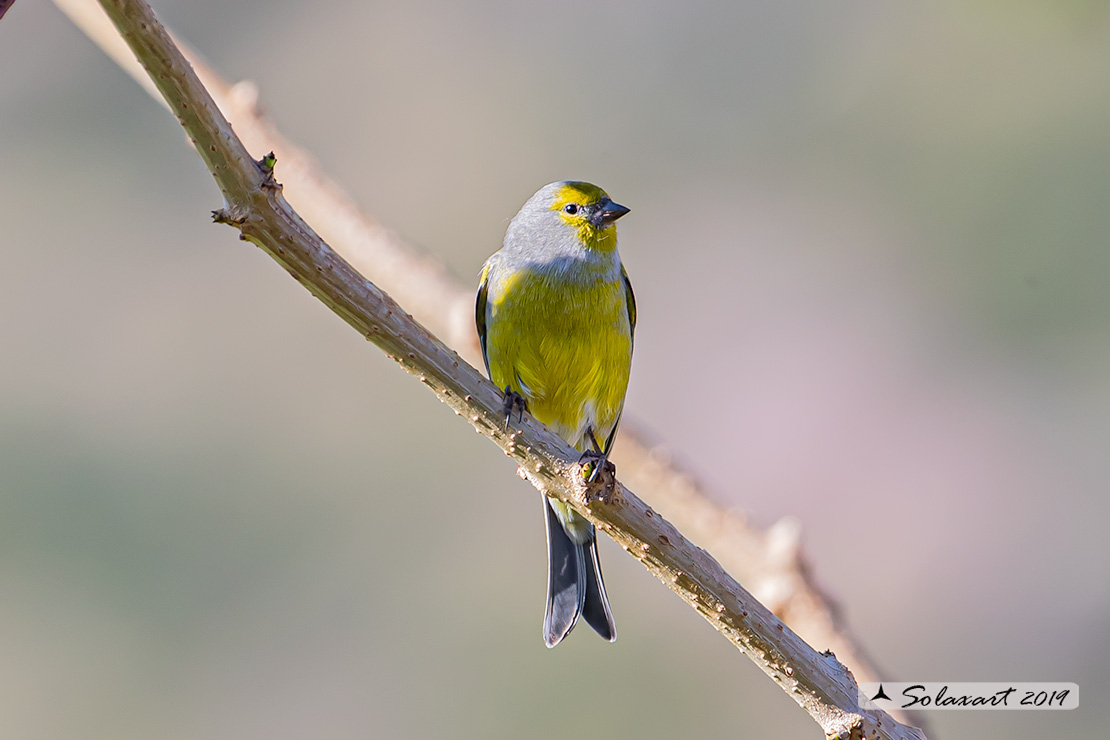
(476, 181), (634, 647)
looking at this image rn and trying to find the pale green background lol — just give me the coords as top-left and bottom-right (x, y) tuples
(1, 1), (1108, 738)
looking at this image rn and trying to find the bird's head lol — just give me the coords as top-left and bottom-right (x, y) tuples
(515, 181), (630, 253)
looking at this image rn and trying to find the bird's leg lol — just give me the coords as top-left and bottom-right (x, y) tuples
(501, 386), (527, 431)
(580, 427), (617, 489)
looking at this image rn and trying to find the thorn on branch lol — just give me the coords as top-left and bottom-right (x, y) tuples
(211, 207), (247, 226)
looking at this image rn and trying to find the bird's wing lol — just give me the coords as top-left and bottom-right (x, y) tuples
(621, 263), (637, 343)
(475, 261), (492, 375)
(598, 263), (637, 456)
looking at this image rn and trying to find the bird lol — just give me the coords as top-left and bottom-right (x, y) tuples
(476, 181), (635, 647)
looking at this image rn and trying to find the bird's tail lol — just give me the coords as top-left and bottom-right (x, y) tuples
(543, 497), (616, 647)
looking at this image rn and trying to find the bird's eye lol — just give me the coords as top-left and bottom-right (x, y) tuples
(563, 204), (579, 215)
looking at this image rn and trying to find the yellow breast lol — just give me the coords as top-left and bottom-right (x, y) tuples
(484, 265), (632, 450)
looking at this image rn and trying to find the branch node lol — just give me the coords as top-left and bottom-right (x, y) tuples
(211, 206), (248, 226)
(257, 150), (281, 191)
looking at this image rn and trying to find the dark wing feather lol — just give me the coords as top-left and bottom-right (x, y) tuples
(475, 263), (492, 375)
(601, 264), (637, 456)
(621, 263), (637, 343)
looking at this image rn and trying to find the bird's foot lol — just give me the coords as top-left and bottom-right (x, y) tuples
(501, 387), (526, 431)
(578, 428), (617, 502)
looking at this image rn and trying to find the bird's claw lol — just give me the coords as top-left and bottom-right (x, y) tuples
(502, 387), (526, 431)
(579, 448), (614, 481)
(579, 427), (617, 500)
(578, 449), (617, 502)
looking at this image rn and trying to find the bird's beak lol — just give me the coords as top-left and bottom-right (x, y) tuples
(593, 199), (631, 227)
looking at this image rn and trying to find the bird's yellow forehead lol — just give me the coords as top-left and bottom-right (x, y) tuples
(550, 182), (609, 211)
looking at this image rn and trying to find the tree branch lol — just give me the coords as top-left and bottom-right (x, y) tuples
(51, 9), (927, 731)
(69, 1), (925, 738)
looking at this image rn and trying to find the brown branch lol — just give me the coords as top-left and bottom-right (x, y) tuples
(48, 10), (924, 730)
(63, 1), (926, 737)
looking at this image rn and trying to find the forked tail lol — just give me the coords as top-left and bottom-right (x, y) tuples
(542, 497), (616, 647)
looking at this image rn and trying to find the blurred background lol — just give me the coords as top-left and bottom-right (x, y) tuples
(2, 1), (1108, 737)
